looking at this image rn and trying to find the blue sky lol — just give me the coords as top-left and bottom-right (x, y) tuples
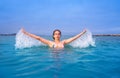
(0, 0), (120, 34)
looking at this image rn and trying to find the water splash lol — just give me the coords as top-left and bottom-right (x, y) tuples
(15, 29), (95, 49)
(15, 29), (46, 49)
(69, 30), (95, 48)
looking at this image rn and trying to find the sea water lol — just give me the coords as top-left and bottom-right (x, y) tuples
(0, 31), (120, 78)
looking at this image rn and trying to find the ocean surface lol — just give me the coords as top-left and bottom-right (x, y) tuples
(0, 32), (120, 78)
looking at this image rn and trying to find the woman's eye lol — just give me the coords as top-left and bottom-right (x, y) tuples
(55, 33), (60, 35)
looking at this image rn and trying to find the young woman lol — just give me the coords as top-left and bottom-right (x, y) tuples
(22, 28), (86, 49)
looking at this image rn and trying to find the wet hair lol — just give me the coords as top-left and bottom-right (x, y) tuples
(52, 29), (61, 40)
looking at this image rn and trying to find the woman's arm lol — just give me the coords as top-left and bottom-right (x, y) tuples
(21, 28), (51, 45)
(63, 29), (87, 44)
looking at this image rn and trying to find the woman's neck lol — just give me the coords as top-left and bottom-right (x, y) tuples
(54, 39), (60, 43)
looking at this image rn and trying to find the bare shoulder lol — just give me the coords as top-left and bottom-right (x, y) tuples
(48, 41), (54, 47)
(61, 40), (66, 44)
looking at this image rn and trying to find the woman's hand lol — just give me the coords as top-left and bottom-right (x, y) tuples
(82, 29), (87, 33)
(21, 28), (26, 34)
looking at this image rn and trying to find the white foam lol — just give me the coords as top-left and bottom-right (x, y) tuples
(15, 29), (95, 49)
(15, 29), (46, 49)
(69, 30), (95, 48)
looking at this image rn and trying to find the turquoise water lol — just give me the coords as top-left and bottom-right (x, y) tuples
(0, 36), (120, 78)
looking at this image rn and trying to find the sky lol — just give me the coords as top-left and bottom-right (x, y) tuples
(0, 0), (120, 34)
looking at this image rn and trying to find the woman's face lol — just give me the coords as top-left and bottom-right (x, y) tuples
(53, 31), (61, 40)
